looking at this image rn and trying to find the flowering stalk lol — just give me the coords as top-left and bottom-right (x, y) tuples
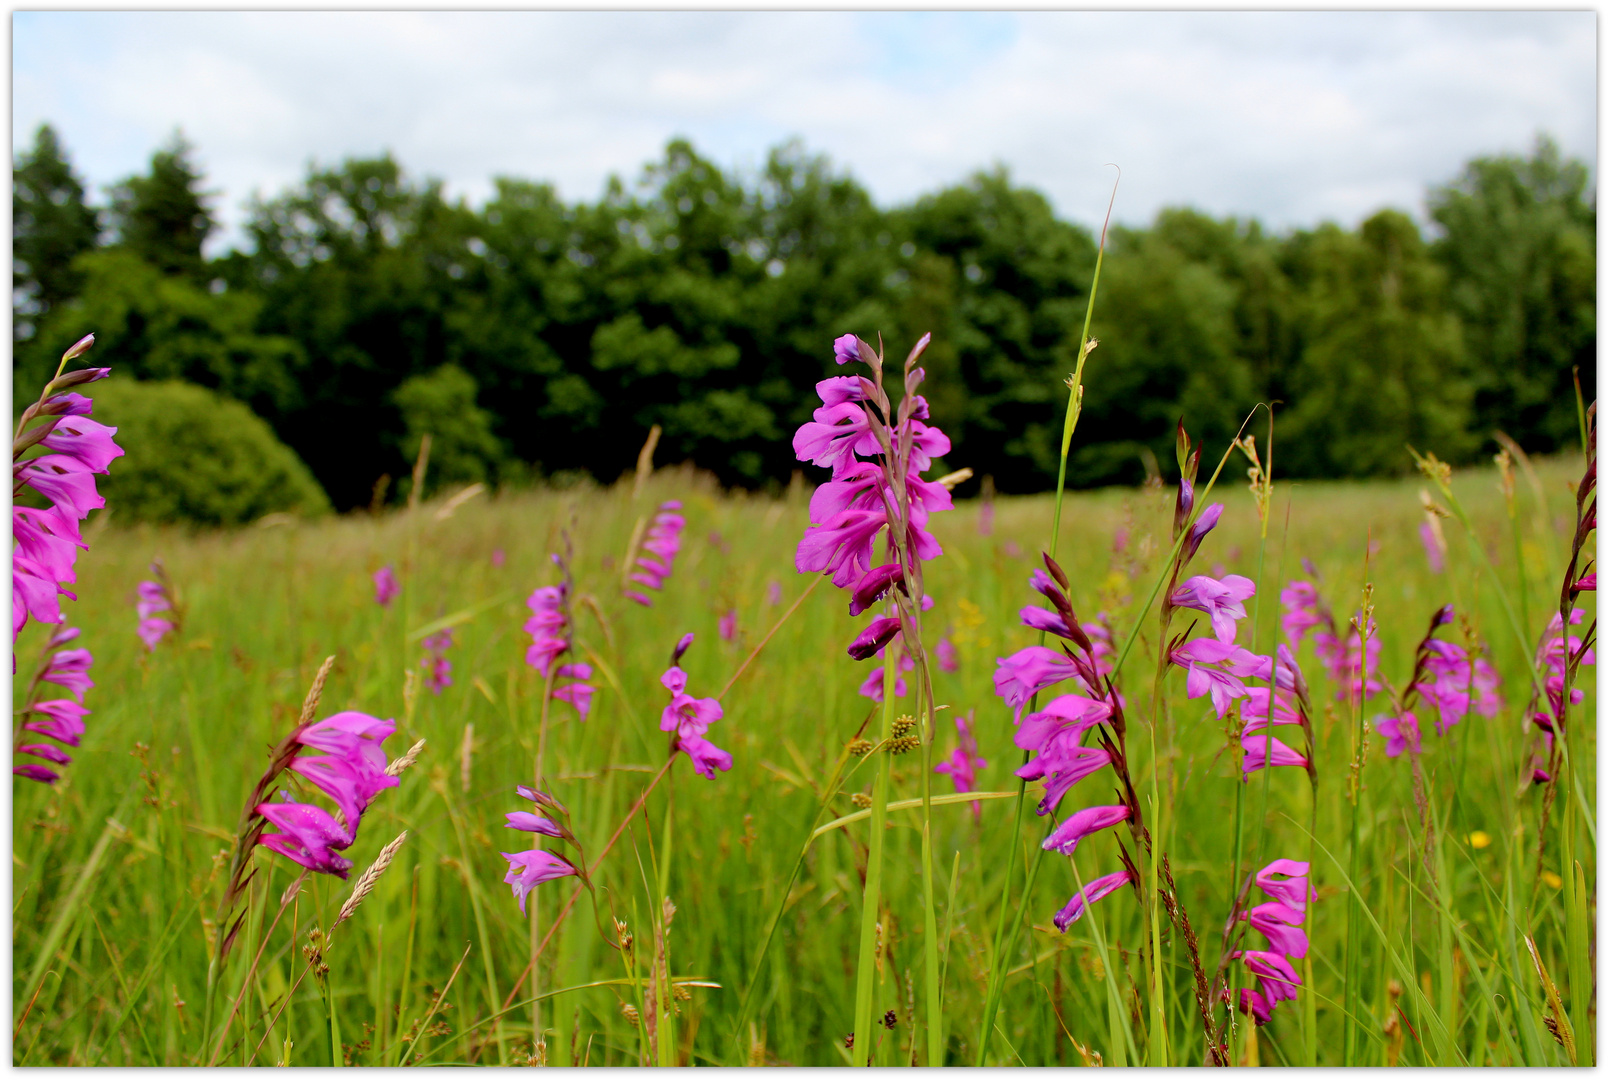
(625, 501), (685, 606)
(13, 334), (119, 664)
(12, 626), (94, 784)
(135, 560), (182, 651)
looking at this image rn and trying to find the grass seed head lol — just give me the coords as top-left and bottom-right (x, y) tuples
(333, 829), (409, 930)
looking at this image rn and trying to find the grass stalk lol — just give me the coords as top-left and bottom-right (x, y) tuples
(850, 646), (899, 1066)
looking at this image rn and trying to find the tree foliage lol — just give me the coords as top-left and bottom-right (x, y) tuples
(14, 126), (1596, 514)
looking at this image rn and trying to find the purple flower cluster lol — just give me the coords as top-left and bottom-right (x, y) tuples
(1224, 859), (1314, 1025)
(14, 627), (95, 784)
(257, 712), (399, 878)
(933, 711), (987, 821)
(794, 334), (953, 674)
(421, 629), (454, 694)
(659, 633), (731, 780)
(1525, 609), (1596, 781)
(994, 555), (1144, 931)
(627, 501), (685, 606)
(373, 564), (400, 606)
(1282, 577), (1381, 706)
(1376, 605), (1504, 760)
(499, 786), (581, 913)
(135, 566), (177, 651)
(13, 338), (121, 653)
(525, 579), (596, 719)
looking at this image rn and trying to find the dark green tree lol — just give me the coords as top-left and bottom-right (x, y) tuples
(107, 132), (216, 280)
(1429, 134), (1596, 453)
(13, 124), (101, 341)
(893, 168), (1097, 491)
(1280, 210), (1474, 477)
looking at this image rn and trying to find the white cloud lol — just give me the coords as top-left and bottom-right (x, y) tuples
(12, 10), (1595, 251)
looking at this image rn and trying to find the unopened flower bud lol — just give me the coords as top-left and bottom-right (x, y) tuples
(62, 334), (95, 362)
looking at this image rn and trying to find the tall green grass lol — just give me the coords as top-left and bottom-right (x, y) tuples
(11, 454), (1593, 1065)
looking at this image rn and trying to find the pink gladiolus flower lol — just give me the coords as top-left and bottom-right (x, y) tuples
(1021, 746), (1113, 818)
(1573, 570), (1596, 594)
(1280, 580), (1326, 650)
(848, 617), (901, 661)
(627, 502), (686, 605)
(660, 641), (731, 779)
(1242, 901), (1309, 959)
(1172, 638), (1268, 718)
(767, 580), (783, 606)
(500, 849), (580, 914)
(849, 562), (904, 616)
(38, 414), (123, 474)
(1040, 804), (1130, 856)
(859, 647), (915, 702)
(505, 810), (565, 837)
(41, 646), (95, 702)
(936, 636), (958, 672)
(1419, 521), (1445, 573)
(994, 646), (1087, 719)
(374, 565), (400, 606)
(1170, 574), (1256, 643)
(15, 455), (106, 522)
(934, 712), (987, 820)
(832, 333), (860, 365)
(1181, 503), (1223, 562)
(1053, 868), (1136, 931)
(1240, 733), (1309, 775)
(22, 698), (88, 747)
(1255, 859), (1314, 914)
(135, 578), (176, 651)
(258, 801), (356, 878)
(719, 609), (738, 642)
(1236, 949), (1303, 1006)
(422, 629), (454, 694)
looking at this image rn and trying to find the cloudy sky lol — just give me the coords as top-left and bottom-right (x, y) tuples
(12, 10), (1597, 251)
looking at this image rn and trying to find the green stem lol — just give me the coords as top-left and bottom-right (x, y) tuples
(851, 647), (898, 1066)
(917, 677), (943, 1066)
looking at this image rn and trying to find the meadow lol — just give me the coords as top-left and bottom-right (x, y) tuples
(10, 417), (1596, 1066)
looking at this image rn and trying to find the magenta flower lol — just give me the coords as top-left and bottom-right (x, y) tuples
(374, 565), (400, 606)
(660, 640), (731, 779)
(1280, 580), (1327, 650)
(993, 646), (1087, 719)
(1241, 900), (1309, 958)
(1053, 868), (1136, 931)
(1181, 503), (1224, 562)
(1171, 638), (1268, 718)
(524, 585), (569, 675)
(858, 645), (915, 702)
(1040, 804), (1130, 856)
(1224, 858), (1313, 1026)
(421, 629), (454, 694)
(847, 616), (901, 660)
(40, 646), (95, 702)
(12, 359), (121, 650)
(1240, 687), (1302, 733)
(719, 609), (737, 642)
(505, 810), (565, 837)
(1240, 733), (1309, 775)
(936, 636), (958, 672)
(258, 800), (356, 878)
(848, 562), (904, 617)
(22, 697), (89, 747)
(1170, 574), (1255, 643)
(500, 849), (580, 914)
(136, 578), (176, 651)
(1419, 521), (1446, 573)
(767, 580), (783, 606)
(934, 712), (987, 820)
(627, 501), (686, 606)
(256, 709), (399, 875)
(832, 333), (860, 365)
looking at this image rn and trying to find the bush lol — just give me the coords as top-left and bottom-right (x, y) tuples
(87, 379), (331, 526)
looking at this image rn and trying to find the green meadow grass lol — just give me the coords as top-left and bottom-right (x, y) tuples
(11, 454), (1594, 1066)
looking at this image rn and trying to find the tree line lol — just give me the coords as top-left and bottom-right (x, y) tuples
(14, 126), (1595, 511)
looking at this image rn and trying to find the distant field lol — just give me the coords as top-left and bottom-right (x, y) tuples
(11, 453), (1594, 1066)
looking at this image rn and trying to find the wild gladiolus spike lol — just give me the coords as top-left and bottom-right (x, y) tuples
(421, 629), (455, 694)
(13, 627), (95, 784)
(373, 564), (400, 606)
(1217, 858), (1313, 1027)
(934, 711), (988, 821)
(659, 634), (731, 779)
(12, 335), (120, 656)
(134, 560), (181, 651)
(524, 560), (595, 718)
(626, 501), (685, 605)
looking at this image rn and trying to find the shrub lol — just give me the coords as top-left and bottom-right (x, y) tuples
(87, 379), (331, 526)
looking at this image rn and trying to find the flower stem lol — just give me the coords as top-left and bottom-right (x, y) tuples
(851, 646), (899, 1066)
(916, 671), (943, 1065)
